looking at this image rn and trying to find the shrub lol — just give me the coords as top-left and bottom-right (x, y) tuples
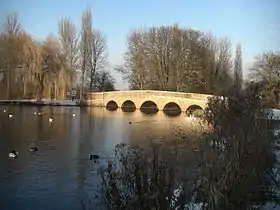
(100, 144), (189, 210)
(194, 88), (280, 209)
(99, 87), (280, 209)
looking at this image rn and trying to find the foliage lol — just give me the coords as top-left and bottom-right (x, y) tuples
(0, 9), (109, 100)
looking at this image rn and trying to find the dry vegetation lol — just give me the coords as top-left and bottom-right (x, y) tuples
(99, 87), (280, 210)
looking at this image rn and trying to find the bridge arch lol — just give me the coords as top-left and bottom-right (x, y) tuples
(163, 102), (181, 116)
(121, 100), (136, 112)
(106, 100), (118, 111)
(186, 105), (203, 117)
(140, 101), (159, 114)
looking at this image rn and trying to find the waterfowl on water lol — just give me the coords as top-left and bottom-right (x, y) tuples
(29, 145), (38, 152)
(9, 150), (18, 158)
(72, 113), (76, 117)
(89, 154), (99, 160)
(3, 109), (6, 113)
(49, 118), (53, 122)
(8, 114), (13, 118)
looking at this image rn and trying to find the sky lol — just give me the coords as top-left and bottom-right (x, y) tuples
(1, 0), (279, 90)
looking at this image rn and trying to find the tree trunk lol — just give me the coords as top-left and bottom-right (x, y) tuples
(6, 70), (11, 100)
(38, 74), (45, 101)
(80, 72), (84, 100)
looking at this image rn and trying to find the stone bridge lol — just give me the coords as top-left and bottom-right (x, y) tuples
(84, 90), (213, 113)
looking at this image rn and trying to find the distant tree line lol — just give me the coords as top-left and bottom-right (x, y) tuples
(116, 25), (279, 108)
(0, 9), (279, 107)
(0, 9), (115, 100)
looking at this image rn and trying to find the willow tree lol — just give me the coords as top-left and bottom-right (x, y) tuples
(35, 35), (71, 100)
(0, 12), (23, 99)
(15, 33), (42, 98)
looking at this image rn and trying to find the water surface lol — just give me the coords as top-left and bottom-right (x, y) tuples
(0, 106), (193, 210)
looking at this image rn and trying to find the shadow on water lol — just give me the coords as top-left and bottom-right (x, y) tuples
(163, 102), (182, 117)
(121, 100), (136, 112)
(105, 101), (118, 111)
(140, 101), (159, 115)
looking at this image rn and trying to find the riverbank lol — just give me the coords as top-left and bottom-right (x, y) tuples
(0, 99), (80, 107)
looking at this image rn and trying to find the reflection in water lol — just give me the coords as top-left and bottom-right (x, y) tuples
(0, 106), (192, 210)
(140, 100), (159, 114)
(121, 100), (136, 112)
(163, 102), (182, 117)
(105, 100), (118, 111)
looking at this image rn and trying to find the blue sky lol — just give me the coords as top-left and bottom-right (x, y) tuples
(1, 0), (279, 89)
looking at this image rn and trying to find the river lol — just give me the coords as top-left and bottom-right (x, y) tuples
(0, 106), (197, 210)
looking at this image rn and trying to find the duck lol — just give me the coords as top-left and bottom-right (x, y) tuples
(8, 114), (13, 118)
(48, 118), (53, 123)
(9, 150), (19, 158)
(29, 145), (38, 152)
(89, 154), (99, 160)
(72, 113), (76, 117)
(33, 112), (37, 115)
(3, 109), (6, 113)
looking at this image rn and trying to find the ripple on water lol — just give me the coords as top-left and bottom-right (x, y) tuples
(0, 106), (191, 209)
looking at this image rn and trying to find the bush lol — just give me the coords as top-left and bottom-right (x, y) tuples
(194, 88), (280, 209)
(100, 144), (188, 210)
(99, 87), (280, 210)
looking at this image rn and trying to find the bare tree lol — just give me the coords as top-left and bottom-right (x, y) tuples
(88, 29), (108, 90)
(234, 43), (243, 89)
(117, 25), (233, 94)
(250, 52), (280, 106)
(1, 12), (22, 36)
(115, 29), (151, 90)
(79, 8), (92, 99)
(212, 38), (233, 94)
(58, 18), (79, 88)
(91, 70), (116, 91)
